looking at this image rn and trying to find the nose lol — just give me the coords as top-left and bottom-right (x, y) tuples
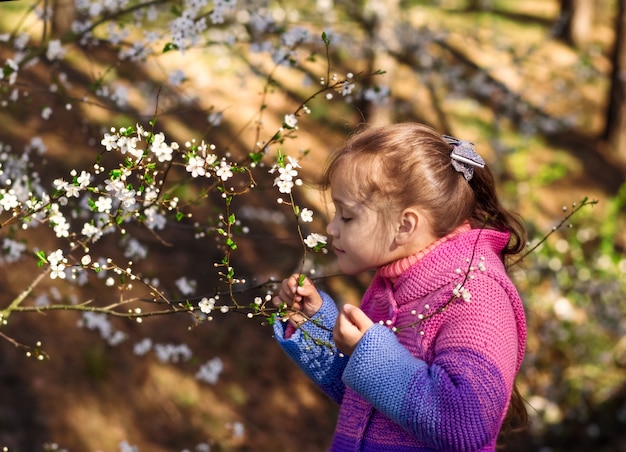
(326, 215), (338, 238)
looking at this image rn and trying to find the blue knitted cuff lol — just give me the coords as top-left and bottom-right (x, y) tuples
(274, 291), (347, 403)
(343, 324), (427, 424)
(273, 290), (337, 342)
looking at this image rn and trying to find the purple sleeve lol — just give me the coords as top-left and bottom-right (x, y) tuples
(274, 291), (349, 404)
(342, 280), (520, 451)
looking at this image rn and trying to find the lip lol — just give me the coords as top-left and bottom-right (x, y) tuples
(333, 246), (345, 254)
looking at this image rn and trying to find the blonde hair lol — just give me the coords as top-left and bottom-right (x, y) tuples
(323, 122), (526, 258)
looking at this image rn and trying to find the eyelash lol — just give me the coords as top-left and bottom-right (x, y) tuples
(340, 216), (352, 223)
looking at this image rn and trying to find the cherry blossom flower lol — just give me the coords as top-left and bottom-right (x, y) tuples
(453, 283), (471, 302)
(0, 190), (19, 212)
(46, 39), (66, 61)
(199, 297), (216, 314)
(47, 249), (67, 279)
(300, 208), (313, 222)
(216, 161), (233, 181)
(154, 343), (192, 363)
(304, 233), (327, 249)
(186, 156), (206, 177)
(101, 132), (119, 151)
(284, 114), (298, 128)
(151, 132), (173, 162)
(195, 357), (224, 384)
(274, 178), (294, 194)
(1, 238), (26, 264)
(94, 196), (113, 213)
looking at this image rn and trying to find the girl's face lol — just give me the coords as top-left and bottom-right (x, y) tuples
(326, 175), (394, 275)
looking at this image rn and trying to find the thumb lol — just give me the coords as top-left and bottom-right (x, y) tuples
(341, 304), (373, 333)
(295, 276), (316, 297)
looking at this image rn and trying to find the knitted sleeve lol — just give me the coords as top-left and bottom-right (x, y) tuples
(342, 276), (521, 451)
(273, 291), (349, 404)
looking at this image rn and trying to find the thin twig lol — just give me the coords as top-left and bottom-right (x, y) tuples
(509, 197), (597, 267)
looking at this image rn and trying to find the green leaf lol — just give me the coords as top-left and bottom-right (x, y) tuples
(121, 126), (135, 137)
(228, 213), (236, 225)
(176, 212), (184, 221)
(35, 250), (47, 267)
(162, 42), (179, 53)
(276, 149), (284, 166)
(297, 274), (306, 287)
(249, 152), (263, 164)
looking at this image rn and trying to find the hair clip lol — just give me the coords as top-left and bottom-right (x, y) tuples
(442, 135), (485, 181)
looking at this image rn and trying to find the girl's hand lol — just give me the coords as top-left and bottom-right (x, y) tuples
(333, 304), (374, 356)
(271, 274), (323, 326)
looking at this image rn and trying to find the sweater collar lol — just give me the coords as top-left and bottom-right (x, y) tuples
(367, 228), (512, 307)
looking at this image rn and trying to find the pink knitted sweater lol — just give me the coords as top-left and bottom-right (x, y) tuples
(275, 228), (526, 451)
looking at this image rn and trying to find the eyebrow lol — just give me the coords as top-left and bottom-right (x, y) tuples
(331, 197), (350, 207)
(331, 197), (360, 211)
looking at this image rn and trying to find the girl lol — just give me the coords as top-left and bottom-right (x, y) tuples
(272, 123), (527, 452)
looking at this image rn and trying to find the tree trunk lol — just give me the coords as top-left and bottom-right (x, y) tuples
(604, 0), (626, 161)
(555, 0), (594, 47)
(50, 0), (77, 38)
(340, 0), (398, 125)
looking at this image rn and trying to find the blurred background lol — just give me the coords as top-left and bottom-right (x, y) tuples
(0, 0), (625, 450)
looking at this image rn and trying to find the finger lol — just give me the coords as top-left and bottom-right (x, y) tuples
(334, 310), (357, 337)
(333, 312), (360, 355)
(285, 274), (318, 301)
(340, 304), (373, 333)
(282, 275), (302, 297)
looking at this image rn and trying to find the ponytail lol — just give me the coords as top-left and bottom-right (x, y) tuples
(497, 382), (529, 448)
(469, 165), (527, 260)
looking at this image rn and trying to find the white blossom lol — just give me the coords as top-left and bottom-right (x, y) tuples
(101, 132), (119, 151)
(195, 357), (224, 384)
(304, 233), (327, 249)
(216, 161), (233, 181)
(133, 338), (153, 356)
(186, 156), (206, 177)
(46, 39), (66, 60)
(154, 343), (192, 363)
(198, 297), (216, 314)
(94, 196), (113, 213)
(150, 132), (173, 162)
(176, 276), (196, 296)
(1, 238), (26, 264)
(284, 114), (298, 128)
(300, 208), (313, 223)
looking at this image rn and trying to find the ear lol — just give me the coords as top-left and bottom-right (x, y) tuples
(395, 208), (420, 245)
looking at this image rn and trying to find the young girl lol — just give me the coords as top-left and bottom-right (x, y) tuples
(272, 123), (527, 451)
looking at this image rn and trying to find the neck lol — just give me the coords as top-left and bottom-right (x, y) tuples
(379, 223), (472, 280)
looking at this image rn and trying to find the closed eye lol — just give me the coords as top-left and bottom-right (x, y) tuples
(341, 216), (352, 223)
